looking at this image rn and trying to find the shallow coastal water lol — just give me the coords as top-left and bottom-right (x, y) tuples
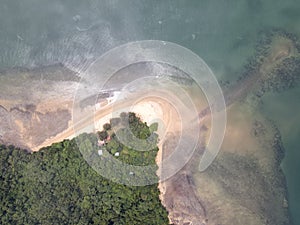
(1, 0), (300, 224)
(261, 87), (300, 224)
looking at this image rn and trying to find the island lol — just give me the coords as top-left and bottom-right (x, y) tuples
(1, 28), (300, 225)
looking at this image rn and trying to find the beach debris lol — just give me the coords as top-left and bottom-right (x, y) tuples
(98, 149), (103, 156)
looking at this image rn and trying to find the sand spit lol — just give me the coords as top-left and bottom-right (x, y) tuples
(0, 29), (299, 224)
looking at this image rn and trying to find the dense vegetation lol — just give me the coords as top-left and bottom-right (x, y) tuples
(0, 112), (169, 225)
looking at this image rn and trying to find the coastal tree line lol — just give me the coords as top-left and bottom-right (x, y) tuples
(0, 112), (168, 225)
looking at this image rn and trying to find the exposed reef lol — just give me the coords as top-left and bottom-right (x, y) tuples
(161, 28), (300, 224)
(239, 28), (300, 98)
(191, 115), (290, 225)
(0, 28), (299, 225)
(0, 64), (79, 150)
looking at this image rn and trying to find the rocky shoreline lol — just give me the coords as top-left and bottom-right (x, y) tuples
(0, 28), (299, 224)
(159, 29), (300, 224)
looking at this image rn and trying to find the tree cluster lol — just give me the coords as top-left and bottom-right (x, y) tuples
(0, 113), (168, 225)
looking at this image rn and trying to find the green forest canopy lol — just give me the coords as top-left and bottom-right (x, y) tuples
(0, 112), (169, 225)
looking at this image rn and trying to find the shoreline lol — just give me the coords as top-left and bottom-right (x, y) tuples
(1, 28), (300, 224)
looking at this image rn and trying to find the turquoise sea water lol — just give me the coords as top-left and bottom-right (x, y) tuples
(0, 0), (299, 223)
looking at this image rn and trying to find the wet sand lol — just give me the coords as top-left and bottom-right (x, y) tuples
(0, 31), (299, 224)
